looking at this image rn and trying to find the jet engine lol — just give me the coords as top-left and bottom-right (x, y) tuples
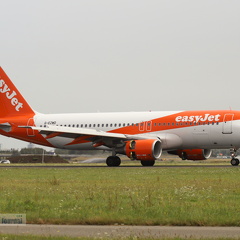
(125, 139), (162, 161)
(168, 149), (212, 160)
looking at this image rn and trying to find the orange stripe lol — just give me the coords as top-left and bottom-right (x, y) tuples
(45, 132), (63, 139)
(109, 110), (240, 135)
(65, 135), (94, 146)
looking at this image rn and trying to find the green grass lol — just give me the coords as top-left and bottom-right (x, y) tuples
(0, 166), (240, 225)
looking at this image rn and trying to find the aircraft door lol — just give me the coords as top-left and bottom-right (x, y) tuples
(146, 121), (152, 131)
(139, 122), (145, 131)
(27, 118), (35, 137)
(222, 114), (234, 134)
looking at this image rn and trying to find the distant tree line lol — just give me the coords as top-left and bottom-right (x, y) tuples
(0, 148), (101, 156)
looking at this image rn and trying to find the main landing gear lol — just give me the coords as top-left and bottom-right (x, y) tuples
(230, 148), (239, 166)
(141, 160), (155, 166)
(106, 156), (121, 167)
(105, 155), (156, 167)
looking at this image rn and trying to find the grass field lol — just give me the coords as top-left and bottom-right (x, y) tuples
(0, 164), (239, 226)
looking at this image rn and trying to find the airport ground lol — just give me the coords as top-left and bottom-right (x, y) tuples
(1, 225), (240, 239)
(0, 156), (239, 239)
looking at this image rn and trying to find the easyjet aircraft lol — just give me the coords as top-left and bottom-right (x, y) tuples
(0, 66), (239, 166)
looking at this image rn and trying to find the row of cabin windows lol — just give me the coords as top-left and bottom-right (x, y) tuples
(154, 122), (219, 126)
(41, 123), (137, 128)
(40, 121), (219, 128)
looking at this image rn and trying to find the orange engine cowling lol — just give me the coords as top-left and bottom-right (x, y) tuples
(172, 149), (212, 160)
(125, 139), (162, 161)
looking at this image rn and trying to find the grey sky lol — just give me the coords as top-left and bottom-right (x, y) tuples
(0, 0), (240, 149)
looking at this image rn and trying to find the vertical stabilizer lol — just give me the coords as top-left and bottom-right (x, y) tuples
(0, 67), (35, 118)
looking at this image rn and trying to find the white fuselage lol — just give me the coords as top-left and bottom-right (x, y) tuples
(33, 111), (240, 151)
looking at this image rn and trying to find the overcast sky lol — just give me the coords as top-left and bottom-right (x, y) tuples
(0, 0), (240, 149)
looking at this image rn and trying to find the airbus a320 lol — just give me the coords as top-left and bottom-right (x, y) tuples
(0, 67), (239, 167)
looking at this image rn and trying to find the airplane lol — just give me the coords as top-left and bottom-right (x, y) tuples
(0, 66), (239, 167)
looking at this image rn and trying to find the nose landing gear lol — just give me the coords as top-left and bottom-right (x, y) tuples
(230, 148), (239, 166)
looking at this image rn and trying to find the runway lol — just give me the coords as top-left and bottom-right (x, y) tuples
(0, 164), (233, 168)
(1, 224), (240, 238)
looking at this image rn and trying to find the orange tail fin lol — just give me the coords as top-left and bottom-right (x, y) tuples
(0, 67), (35, 118)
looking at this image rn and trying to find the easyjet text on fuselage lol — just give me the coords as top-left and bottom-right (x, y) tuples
(175, 114), (221, 123)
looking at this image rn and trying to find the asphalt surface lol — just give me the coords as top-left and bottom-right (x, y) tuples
(0, 225), (240, 238)
(0, 164), (234, 168)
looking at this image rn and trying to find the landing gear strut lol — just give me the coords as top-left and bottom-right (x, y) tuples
(230, 148), (239, 166)
(106, 156), (121, 167)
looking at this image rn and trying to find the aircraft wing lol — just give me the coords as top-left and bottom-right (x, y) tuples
(22, 125), (181, 150)
(27, 125), (135, 148)
(31, 125), (127, 139)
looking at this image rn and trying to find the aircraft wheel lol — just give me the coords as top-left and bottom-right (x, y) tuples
(231, 158), (239, 166)
(141, 160), (155, 166)
(106, 156), (121, 167)
(181, 152), (187, 160)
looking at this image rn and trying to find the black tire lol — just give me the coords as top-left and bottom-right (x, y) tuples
(231, 158), (239, 166)
(141, 160), (155, 166)
(106, 156), (121, 167)
(181, 152), (187, 160)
